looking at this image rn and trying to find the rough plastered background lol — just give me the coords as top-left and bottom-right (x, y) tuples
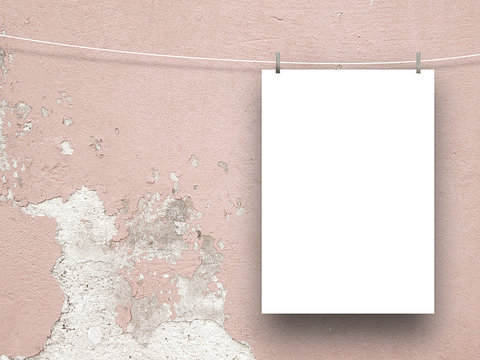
(0, 1), (480, 359)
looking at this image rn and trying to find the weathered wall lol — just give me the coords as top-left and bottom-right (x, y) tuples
(1, 1), (480, 359)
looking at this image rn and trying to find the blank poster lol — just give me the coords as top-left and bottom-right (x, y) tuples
(262, 69), (434, 314)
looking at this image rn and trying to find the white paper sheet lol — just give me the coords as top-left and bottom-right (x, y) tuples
(262, 69), (434, 314)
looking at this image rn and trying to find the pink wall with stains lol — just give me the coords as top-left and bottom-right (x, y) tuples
(1, 1), (480, 359)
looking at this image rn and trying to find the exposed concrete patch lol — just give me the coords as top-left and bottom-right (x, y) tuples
(128, 296), (172, 344)
(0, 49), (10, 81)
(124, 193), (195, 264)
(173, 234), (226, 325)
(0, 100), (9, 172)
(0, 98), (31, 198)
(11, 187), (255, 359)
(118, 190), (244, 343)
(0, 101), (34, 139)
(87, 326), (103, 345)
(0, 48), (13, 85)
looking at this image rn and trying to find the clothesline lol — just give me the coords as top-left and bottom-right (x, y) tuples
(1, 33), (480, 66)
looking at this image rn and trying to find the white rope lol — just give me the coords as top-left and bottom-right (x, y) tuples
(2, 33), (480, 66)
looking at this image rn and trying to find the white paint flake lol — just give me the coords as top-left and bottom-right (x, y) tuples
(217, 161), (228, 173)
(189, 154), (199, 167)
(173, 234), (226, 325)
(60, 141), (74, 155)
(23, 122), (32, 132)
(170, 172), (180, 194)
(89, 136), (102, 151)
(151, 168), (159, 183)
(62, 117), (73, 126)
(235, 199), (246, 216)
(0, 100), (9, 172)
(0, 99), (33, 196)
(0, 50), (8, 80)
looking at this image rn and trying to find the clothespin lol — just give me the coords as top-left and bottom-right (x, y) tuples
(276, 52), (280, 74)
(416, 52), (421, 74)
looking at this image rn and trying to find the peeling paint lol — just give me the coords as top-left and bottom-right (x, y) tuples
(14, 102), (31, 120)
(173, 234), (226, 325)
(0, 49), (10, 80)
(124, 193), (194, 263)
(0, 100), (9, 173)
(0, 98), (32, 193)
(128, 296), (172, 343)
(12, 187), (255, 360)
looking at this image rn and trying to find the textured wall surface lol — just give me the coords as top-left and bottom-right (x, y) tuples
(1, 1), (480, 359)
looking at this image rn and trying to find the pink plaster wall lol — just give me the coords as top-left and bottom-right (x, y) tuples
(0, 203), (63, 355)
(1, 0), (480, 359)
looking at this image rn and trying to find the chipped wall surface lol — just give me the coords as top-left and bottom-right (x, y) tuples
(1, 1), (480, 359)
